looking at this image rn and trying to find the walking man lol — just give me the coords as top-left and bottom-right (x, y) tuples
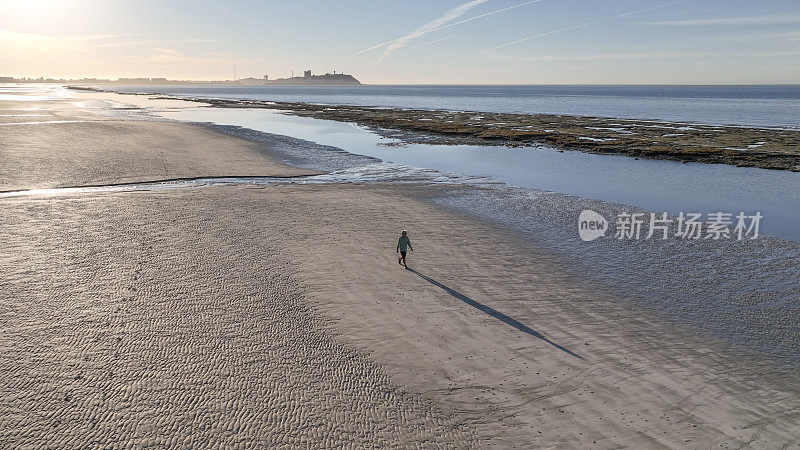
(396, 229), (413, 268)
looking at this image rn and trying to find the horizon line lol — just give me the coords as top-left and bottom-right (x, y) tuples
(3, 79), (799, 87)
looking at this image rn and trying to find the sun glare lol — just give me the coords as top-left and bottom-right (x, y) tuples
(2, 0), (72, 23)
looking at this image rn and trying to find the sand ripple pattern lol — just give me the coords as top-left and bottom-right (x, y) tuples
(0, 195), (476, 448)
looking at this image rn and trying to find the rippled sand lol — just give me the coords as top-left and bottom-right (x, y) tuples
(0, 98), (315, 192)
(1, 91), (799, 447)
(0, 189), (482, 447)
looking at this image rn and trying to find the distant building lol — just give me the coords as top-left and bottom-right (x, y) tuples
(0, 76), (15, 83)
(263, 75), (269, 80)
(304, 70), (312, 78)
(117, 78), (150, 84)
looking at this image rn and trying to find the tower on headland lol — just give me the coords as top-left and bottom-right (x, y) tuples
(242, 70), (360, 85)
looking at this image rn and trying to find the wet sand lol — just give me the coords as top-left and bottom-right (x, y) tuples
(0, 98), (315, 191)
(1, 93), (799, 447)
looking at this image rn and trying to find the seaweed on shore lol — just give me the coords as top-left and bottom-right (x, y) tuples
(70, 86), (800, 172)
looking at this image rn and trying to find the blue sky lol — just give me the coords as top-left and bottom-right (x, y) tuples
(0, 0), (798, 83)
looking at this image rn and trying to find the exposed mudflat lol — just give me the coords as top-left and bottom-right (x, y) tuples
(71, 87), (800, 171)
(210, 99), (800, 171)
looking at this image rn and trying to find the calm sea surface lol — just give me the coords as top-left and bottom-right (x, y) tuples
(157, 107), (800, 241)
(110, 84), (800, 128)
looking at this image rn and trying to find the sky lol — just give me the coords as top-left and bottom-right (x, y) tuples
(0, 0), (798, 84)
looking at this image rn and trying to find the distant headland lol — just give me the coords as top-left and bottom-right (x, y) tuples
(242, 71), (361, 86)
(0, 70), (361, 86)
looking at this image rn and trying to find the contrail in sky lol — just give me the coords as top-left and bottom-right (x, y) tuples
(469, 0), (691, 57)
(422, 0), (545, 37)
(378, 0), (489, 62)
(349, 0), (545, 58)
(408, 34), (459, 50)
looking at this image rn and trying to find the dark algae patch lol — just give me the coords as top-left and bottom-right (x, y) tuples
(200, 99), (800, 171)
(72, 87), (800, 171)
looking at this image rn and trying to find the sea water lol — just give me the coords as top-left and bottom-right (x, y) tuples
(109, 84), (800, 129)
(156, 107), (800, 242)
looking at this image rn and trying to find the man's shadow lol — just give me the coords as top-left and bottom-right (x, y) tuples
(405, 267), (582, 359)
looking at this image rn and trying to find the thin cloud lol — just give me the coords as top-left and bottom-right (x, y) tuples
(699, 30), (800, 44)
(77, 34), (127, 42)
(350, 0), (544, 57)
(469, 0), (691, 57)
(408, 34), (458, 50)
(651, 15), (800, 25)
(93, 38), (217, 49)
(378, 0), (489, 62)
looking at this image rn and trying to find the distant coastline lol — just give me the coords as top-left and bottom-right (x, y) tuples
(1, 72), (361, 86)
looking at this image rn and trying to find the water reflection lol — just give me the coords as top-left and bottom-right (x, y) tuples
(157, 107), (800, 241)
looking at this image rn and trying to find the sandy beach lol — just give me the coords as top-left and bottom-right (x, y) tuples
(1, 91), (799, 448)
(0, 97), (314, 192)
